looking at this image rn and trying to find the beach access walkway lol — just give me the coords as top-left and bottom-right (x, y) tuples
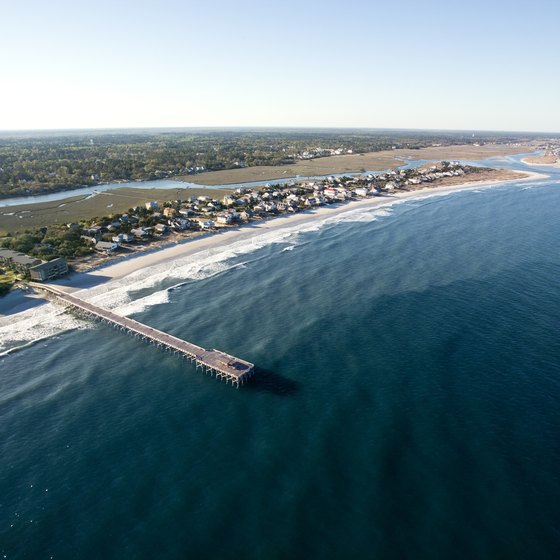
(29, 282), (255, 387)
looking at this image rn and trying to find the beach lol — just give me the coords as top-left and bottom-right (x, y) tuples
(54, 169), (545, 293)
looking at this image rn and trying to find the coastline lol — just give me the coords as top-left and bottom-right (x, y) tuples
(53, 169), (546, 294)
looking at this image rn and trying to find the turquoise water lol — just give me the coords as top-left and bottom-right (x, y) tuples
(1, 161), (560, 559)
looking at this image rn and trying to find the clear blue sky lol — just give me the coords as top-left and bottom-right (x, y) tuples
(2, 0), (559, 132)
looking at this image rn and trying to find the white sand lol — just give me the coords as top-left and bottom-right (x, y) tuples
(58, 169), (547, 292)
(521, 158), (560, 168)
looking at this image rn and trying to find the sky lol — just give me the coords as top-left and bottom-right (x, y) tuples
(1, 0), (559, 133)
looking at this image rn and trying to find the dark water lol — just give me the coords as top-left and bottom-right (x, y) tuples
(2, 164), (560, 559)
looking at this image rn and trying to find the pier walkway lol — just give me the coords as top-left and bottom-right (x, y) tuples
(30, 282), (255, 387)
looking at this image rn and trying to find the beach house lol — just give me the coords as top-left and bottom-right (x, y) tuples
(0, 249), (42, 273)
(29, 258), (68, 281)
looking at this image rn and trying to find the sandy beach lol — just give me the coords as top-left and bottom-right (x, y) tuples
(49, 169), (545, 293)
(522, 156), (560, 168)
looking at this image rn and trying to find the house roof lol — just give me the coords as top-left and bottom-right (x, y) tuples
(29, 258), (67, 271)
(0, 249), (41, 266)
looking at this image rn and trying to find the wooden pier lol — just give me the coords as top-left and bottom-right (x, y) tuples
(29, 282), (255, 387)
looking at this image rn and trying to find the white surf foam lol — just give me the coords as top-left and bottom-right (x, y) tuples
(3, 182), (537, 352)
(0, 302), (91, 354)
(321, 206), (394, 224)
(0, 199), (402, 352)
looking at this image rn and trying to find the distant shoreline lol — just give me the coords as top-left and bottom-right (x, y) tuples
(177, 143), (535, 186)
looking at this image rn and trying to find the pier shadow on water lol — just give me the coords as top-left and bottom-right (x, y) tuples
(245, 367), (300, 396)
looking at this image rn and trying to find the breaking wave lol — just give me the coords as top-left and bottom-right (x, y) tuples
(2, 180), (545, 353)
(0, 301), (91, 355)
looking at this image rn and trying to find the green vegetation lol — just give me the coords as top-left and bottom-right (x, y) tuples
(0, 269), (22, 296)
(0, 187), (233, 236)
(1, 224), (94, 261)
(0, 129), (529, 199)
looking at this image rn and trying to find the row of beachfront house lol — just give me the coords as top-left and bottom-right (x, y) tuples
(72, 162), (476, 255)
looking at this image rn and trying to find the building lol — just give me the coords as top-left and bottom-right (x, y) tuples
(0, 249), (42, 273)
(94, 241), (119, 254)
(216, 215), (230, 225)
(154, 223), (169, 233)
(131, 228), (150, 238)
(29, 258), (69, 281)
(194, 219), (215, 230)
(169, 218), (190, 231)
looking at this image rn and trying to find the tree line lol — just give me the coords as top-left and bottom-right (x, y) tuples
(0, 129), (528, 199)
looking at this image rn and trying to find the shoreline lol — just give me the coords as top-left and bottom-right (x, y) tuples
(52, 169), (546, 293)
(0, 168), (547, 316)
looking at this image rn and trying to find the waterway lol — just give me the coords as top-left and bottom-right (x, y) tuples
(0, 151), (538, 208)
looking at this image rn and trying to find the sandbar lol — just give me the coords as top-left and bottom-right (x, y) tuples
(522, 156), (560, 168)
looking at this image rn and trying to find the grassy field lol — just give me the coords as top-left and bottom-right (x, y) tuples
(0, 187), (233, 235)
(177, 143), (535, 186)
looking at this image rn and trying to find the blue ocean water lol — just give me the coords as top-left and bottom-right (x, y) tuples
(1, 161), (560, 559)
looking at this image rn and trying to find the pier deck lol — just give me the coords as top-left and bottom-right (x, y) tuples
(29, 282), (255, 387)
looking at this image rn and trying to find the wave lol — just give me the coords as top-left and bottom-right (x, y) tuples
(1, 182), (539, 352)
(321, 206), (395, 224)
(113, 289), (171, 316)
(0, 199), (406, 352)
(76, 204), (399, 307)
(0, 302), (91, 354)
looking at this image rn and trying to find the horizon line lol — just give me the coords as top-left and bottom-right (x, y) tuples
(0, 125), (559, 137)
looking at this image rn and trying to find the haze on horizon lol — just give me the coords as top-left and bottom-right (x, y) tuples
(2, 0), (559, 134)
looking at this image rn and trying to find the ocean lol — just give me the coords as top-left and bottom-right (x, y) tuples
(1, 156), (560, 559)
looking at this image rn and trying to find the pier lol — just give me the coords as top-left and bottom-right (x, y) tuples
(29, 282), (255, 387)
